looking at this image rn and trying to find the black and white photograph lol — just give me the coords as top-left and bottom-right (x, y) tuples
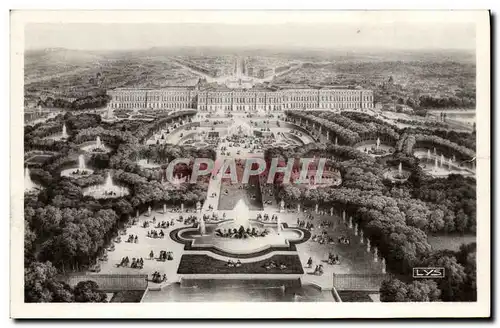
(10, 10), (491, 318)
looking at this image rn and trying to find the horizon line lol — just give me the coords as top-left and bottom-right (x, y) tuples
(25, 45), (476, 52)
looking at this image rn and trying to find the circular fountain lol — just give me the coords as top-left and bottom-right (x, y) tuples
(227, 118), (254, 137)
(356, 137), (394, 157)
(417, 153), (473, 177)
(44, 123), (69, 141)
(162, 174), (188, 189)
(174, 199), (306, 255)
(384, 162), (411, 183)
(81, 136), (111, 154)
(83, 172), (130, 199)
(60, 154), (94, 178)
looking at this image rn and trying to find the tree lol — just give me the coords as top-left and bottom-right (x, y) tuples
(380, 277), (441, 302)
(427, 208), (445, 232)
(380, 278), (409, 302)
(73, 280), (107, 303)
(406, 280), (441, 302)
(24, 220), (37, 254)
(25, 261), (74, 302)
(455, 209), (469, 233)
(422, 252), (467, 301)
(48, 280), (75, 302)
(442, 210), (456, 233)
(459, 245), (477, 302)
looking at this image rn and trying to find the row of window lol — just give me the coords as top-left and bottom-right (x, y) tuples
(200, 98), (279, 104)
(197, 95), (373, 102)
(198, 105), (280, 111)
(112, 102), (188, 109)
(113, 92), (373, 103)
(112, 101), (374, 109)
(113, 99), (373, 108)
(114, 95), (190, 102)
(319, 103), (373, 109)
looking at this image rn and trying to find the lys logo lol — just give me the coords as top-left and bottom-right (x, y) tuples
(412, 267), (445, 278)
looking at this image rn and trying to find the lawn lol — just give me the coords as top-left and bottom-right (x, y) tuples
(110, 290), (146, 303)
(427, 234), (476, 251)
(177, 254), (304, 275)
(337, 291), (375, 302)
(218, 179), (264, 211)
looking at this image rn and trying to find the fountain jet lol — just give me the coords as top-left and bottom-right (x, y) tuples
(199, 216), (206, 235)
(24, 167), (35, 191)
(232, 199), (251, 229)
(105, 172), (113, 190)
(62, 124), (68, 139)
(78, 155), (86, 170)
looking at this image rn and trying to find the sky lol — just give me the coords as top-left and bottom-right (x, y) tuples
(24, 14), (476, 51)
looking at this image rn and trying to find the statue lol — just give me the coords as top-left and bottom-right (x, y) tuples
(360, 230), (364, 244)
(354, 223), (358, 236)
(373, 247), (378, 262)
(381, 258), (386, 274)
(148, 206), (152, 217)
(181, 203), (185, 212)
(196, 201), (202, 213)
(280, 199), (285, 213)
(348, 216), (353, 229)
(315, 204), (319, 214)
(367, 239), (371, 252)
(330, 207), (334, 216)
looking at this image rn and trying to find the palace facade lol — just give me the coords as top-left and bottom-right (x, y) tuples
(107, 86), (374, 112)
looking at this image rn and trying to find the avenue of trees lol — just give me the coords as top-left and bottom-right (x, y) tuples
(286, 110), (360, 145)
(134, 110), (196, 143)
(286, 110), (402, 147)
(315, 111), (400, 142)
(417, 94), (475, 109)
(37, 94), (111, 110)
(397, 133), (476, 160)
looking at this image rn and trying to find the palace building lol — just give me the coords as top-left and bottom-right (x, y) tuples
(107, 84), (374, 113)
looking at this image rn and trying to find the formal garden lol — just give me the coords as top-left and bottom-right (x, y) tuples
(24, 108), (477, 303)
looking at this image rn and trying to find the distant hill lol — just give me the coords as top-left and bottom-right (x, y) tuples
(25, 48), (106, 66)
